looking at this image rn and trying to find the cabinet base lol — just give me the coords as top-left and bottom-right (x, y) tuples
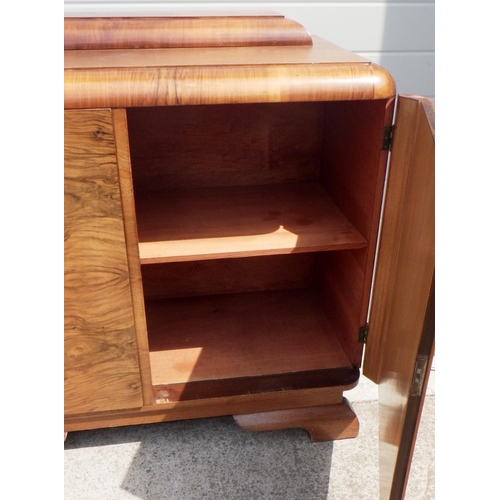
(233, 397), (359, 442)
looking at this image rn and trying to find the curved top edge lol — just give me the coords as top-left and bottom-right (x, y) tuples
(64, 15), (313, 50)
(64, 62), (395, 109)
(370, 64), (397, 100)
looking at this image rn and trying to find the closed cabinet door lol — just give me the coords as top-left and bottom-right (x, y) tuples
(64, 109), (143, 415)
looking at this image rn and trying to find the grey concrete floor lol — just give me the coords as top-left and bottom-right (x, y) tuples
(64, 371), (435, 500)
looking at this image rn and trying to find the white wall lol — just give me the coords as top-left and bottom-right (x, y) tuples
(64, 1), (435, 99)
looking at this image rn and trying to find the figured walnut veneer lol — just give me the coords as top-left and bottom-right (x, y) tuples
(64, 15), (313, 50)
(64, 109), (143, 415)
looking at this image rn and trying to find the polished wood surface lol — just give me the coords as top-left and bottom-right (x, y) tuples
(64, 16), (436, 465)
(65, 386), (352, 432)
(136, 183), (367, 264)
(363, 96), (435, 383)
(146, 288), (352, 386)
(234, 398), (359, 442)
(64, 109), (143, 414)
(388, 278), (434, 500)
(112, 109), (154, 406)
(64, 15), (313, 50)
(361, 96), (435, 499)
(65, 60), (394, 109)
(64, 37), (365, 69)
(64, 17), (395, 110)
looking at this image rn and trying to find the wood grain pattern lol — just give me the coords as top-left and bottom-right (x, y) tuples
(363, 96), (435, 384)
(64, 386), (353, 432)
(62, 15), (403, 442)
(317, 98), (394, 366)
(140, 254), (315, 299)
(234, 398), (359, 442)
(359, 96), (434, 499)
(153, 368), (359, 402)
(64, 17), (394, 109)
(388, 278), (434, 500)
(65, 62), (394, 109)
(111, 109), (154, 406)
(64, 37), (366, 70)
(136, 183), (367, 263)
(127, 102), (325, 193)
(64, 109), (143, 415)
(64, 15), (312, 50)
(316, 249), (366, 367)
(146, 289), (352, 386)
(321, 99), (390, 240)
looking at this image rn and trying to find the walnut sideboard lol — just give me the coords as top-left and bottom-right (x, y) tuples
(64, 13), (434, 499)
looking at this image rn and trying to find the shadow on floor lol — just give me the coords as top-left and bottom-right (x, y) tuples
(65, 416), (335, 500)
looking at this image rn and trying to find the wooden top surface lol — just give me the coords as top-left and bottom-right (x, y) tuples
(64, 15), (396, 108)
(65, 37), (367, 69)
(65, 14), (313, 50)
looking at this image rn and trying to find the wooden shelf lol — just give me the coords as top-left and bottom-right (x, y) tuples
(147, 288), (353, 393)
(136, 182), (367, 264)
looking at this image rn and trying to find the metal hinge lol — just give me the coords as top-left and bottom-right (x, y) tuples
(381, 125), (395, 151)
(359, 324), (369, 344)
(410, 354), (429, 397)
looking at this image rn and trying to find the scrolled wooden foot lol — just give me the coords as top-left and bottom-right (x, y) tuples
(234, 397), (359, 442)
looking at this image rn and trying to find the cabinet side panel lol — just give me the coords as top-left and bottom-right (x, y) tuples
(64, 109), (143, 415)
(321, 99), (390, 240)
(316, 249), (366, 366)
(319, 99), (392, 366)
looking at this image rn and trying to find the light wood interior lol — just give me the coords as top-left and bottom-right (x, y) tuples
(126, 100), (388, 402)
(136, 183), (367, 263)
(147, 289), (352, 385)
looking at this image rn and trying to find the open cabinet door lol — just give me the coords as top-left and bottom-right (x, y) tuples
(362, 96), (435, 499)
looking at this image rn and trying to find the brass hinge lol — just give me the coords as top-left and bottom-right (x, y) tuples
(381, 125), (395, 151)
(410, 354), (429, 397)
(359, 324), (369, 344)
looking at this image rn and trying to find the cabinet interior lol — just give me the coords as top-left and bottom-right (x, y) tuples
(125, 100), (387, 403)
